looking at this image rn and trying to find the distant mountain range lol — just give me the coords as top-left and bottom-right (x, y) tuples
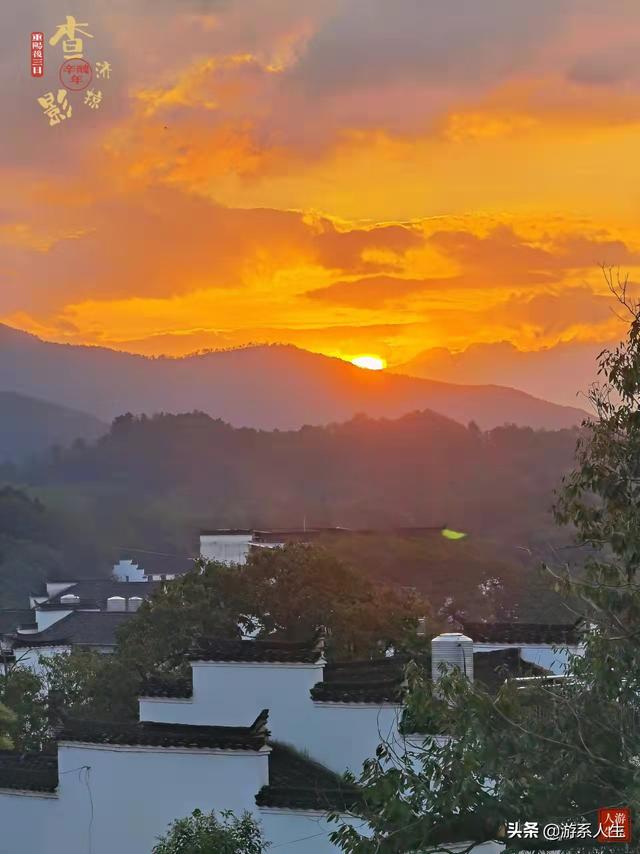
(393, 339), (609, 408)
(0, 391), (107, 462)
(0, 323), (587, 432)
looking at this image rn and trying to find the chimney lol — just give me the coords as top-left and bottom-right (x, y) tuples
(431, 632), (474, 683)
(128, 596), (143, 612)
(60, 594), (80, 605)
(106, 596), (126, 612)
(416, 616), (427, 637)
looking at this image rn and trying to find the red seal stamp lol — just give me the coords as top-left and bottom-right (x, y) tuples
(597, 808), (631, 843)
(59, 58), (92, 91)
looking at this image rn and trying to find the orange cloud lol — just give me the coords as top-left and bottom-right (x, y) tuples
(306, 226), (640, 308)
(4, 0), (640, 373)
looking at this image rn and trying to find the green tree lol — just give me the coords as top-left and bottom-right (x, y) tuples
(152, 809), (268, 854)
(0, 701), (15, 750)
(233, 544), (431, 658)
(115, 559), (243, 680)
(0, 666), (48, 751)
(83, 545), (432, 719)
(117, 544), (432, 675)
(37, 648), (144, 723)
(332, 272), (640, 853)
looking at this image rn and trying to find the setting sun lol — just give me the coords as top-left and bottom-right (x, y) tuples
(351, 355), (386, 371)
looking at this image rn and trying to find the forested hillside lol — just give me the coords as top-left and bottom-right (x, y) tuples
(16, 409), (578, 542)
(0, 408), (581, 617)
(0, 392), (107, 462)
(0, 324), (586, 430)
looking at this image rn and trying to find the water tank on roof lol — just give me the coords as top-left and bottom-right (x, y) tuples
(431, 632), (474, 683)
(60, 594), (80, 605)
(128, 596), (143, 612)
(106, 596), (126, 612)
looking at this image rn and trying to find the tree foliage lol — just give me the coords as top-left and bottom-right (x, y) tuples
(13, 546), (432, 726)
(332, 271), (640, 853)
(0, 701), (15, 751)
(152, 809), (268, 854)
(228, 544), (431, 658)
(0, 666), (48, 751)
(117, 544), (432, 677)
(4, 407), (582, 616)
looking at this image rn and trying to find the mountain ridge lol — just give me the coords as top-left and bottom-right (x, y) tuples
(0, 323), (588, 431)
(393, 339), (608, 407)
(0, 390), (108, 462)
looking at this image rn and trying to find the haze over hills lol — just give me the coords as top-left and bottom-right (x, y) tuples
(394, 340), (609, 408)
(0, 324), (587, 431)
(0, 397), (582, 617)
(0, 392), (107, 462)
(6, 407), (580, 617)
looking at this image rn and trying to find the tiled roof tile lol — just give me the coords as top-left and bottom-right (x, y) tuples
(462, 621), (581, 645)
(312, 650), (549, 704)
(311, 656), (413, 704)
(45, 580), (160, 608)
(0, 610), (34, 635)
(0, 751), (58, 793)
(56, 710), (270, 751)
(142, 673), (193, 699)
(256, 743), (360, 811)
(12, 612), (135, 648)
(190, 630), (326, 664)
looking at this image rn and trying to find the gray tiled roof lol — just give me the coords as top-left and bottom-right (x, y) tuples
(57, 710), (270, 751)
(142, 672), (193, 699)
(256, 742), (360, 811)
(0, 610), (34, 635)
(0, 751), (58, 792)
(311, 649), (549, 704)
(12, 611), (135, 647)
(462, 621), (581, 645)
(312, 655), (416, 704)
(190, 630), (326, 664)
(44, 580), (159, 608)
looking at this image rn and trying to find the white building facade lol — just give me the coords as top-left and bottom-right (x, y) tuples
(0, 631), (534, 854)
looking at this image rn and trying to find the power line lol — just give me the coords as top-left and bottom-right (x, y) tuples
(111, 546), (197, 560)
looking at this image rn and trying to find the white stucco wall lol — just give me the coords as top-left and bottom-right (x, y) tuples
(13, 645), (71, 676)
(200, 533), (252, 565)
(0, 772), (363, 854)
(140, 660), (406, 776)
(0, 638), (544, 852)
(308, 703), (404, 774)
(113, 560), (147, 583)
(141, 661), (325, 755)
(34, 609), (72, 631)
(0, 789), (59, 854)
(0, 650), (515, 854)
(0, 742), (270, 854)
(260, 809), (367, 852)
(473, 643), (584, 674)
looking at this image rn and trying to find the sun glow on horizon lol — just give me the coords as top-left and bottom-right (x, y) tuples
(351, 355), (386, 371)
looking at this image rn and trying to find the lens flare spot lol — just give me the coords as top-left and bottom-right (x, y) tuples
(442, 528), (468, 540)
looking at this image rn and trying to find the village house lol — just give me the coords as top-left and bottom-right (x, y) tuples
(0, 553), (192, 672)
(0, 532), (584, 678)
(0, 630), (556, 853)
(199, 526), (446, 565)
(2, 579), (159, 674)
(0, 530), (583, 851)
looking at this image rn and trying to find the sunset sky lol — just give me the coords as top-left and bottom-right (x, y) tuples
(3, 0), (640, 367)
